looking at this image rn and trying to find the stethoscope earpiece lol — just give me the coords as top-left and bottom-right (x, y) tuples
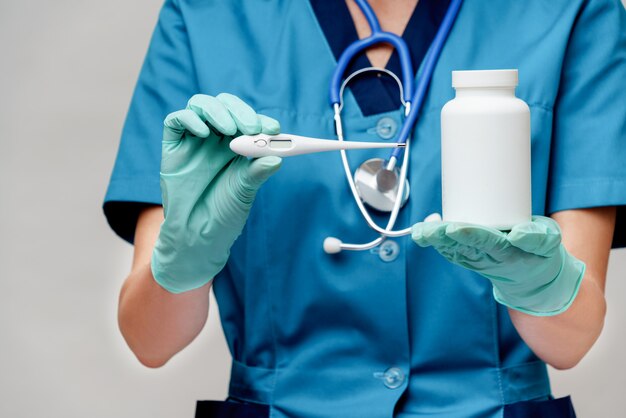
(323, 237), (343, 254)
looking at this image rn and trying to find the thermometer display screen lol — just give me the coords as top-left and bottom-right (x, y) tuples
(269, 139), (293, 149)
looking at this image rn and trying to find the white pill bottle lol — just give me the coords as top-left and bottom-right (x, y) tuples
(441, 69), (531, 230)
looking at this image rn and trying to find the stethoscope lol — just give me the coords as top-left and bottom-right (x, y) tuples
(323, 0), (463, 254)
(231, 0), (463, 254)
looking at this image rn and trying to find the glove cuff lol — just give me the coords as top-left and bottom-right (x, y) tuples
(492, 246), (585, 317)
(151, 247), (215, 294)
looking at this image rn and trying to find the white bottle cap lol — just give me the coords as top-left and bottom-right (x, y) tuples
(452, 69), (518, 88)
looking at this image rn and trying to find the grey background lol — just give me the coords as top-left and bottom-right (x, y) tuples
(0, 1), (624, 417)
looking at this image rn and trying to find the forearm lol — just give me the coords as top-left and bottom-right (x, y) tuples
(118, 261), (211, 368)
(414, 207), (615, 369)
(509, 271), (606, 370)
(509, 207), (615, 370)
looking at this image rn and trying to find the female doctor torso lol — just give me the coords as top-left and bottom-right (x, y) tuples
(104, 1), (626, 417)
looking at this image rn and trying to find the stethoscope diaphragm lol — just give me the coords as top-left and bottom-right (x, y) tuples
(354, 158), (410, 212)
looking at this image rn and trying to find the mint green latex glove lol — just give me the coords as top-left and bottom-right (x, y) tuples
(412, 216), (585, 316)
(151, 93), (281, 293)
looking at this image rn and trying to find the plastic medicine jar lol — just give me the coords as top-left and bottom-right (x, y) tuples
(441, 69), (531, 230)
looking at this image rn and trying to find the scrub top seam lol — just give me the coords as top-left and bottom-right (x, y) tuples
(260, 190), (279, 406)
(526, 102), (554, 113)
(490, 293), (506, 416)
(550, 178), (626, 187)
(400, 199), (413, 386)
(170, 0), (202, 94)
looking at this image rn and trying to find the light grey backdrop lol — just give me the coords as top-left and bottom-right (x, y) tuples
(0, 1), (624, 417)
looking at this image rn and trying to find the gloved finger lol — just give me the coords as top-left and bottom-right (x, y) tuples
(163, 109), (211, 142)
(444, 223), (509, 253)
(217, 93), (262, 135)
(411, 221), (455, 248)
(236, 156), (283, 198)
(259, 114), (281, 135)
(507, 216), (562, 256)
(187, 94), (238, 136)
(442, 245), (497, 270)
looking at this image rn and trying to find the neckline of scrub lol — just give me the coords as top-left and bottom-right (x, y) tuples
(307, 0), (451, 117)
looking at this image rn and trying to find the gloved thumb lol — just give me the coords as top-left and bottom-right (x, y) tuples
(238, 156), (282, 191)
(507, 216), (562, 257)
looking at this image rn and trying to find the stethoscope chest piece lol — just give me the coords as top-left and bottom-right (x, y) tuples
(354, 158), (410, 212)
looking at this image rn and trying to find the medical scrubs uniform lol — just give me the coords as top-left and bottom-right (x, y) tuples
(104, 1), (626, 417)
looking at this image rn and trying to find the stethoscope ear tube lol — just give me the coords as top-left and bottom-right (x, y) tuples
(389, 0), (464, 161)
(329, 0), (415, 105)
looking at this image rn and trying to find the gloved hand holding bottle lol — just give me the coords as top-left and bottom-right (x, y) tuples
(151, 93), (282, 293)
(412, 216), (586, 316)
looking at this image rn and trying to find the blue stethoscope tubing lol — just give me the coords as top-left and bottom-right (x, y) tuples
(324, 0), (463, 253)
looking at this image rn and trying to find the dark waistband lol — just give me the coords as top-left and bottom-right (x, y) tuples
(195, 396), (576, 418)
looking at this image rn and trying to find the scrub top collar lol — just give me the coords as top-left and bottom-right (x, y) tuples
(309, 0), (451, 116)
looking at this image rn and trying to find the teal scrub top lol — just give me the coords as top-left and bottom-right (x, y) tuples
(104, 1), (626, 417)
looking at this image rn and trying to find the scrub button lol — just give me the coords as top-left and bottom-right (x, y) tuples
(374, 367), (405, 389)
(378, 240), (400, 262)
(376, 117), (397, 140)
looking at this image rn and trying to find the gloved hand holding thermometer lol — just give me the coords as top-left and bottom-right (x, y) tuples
(411, 216), (585, 316)
(151, 93), (282, 293)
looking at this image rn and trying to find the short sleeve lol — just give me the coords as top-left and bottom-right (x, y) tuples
(103, 0), (198, 243)
(547, 0), (626, 247)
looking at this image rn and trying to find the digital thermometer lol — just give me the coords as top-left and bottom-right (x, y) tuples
(230, 133), (405, 158)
